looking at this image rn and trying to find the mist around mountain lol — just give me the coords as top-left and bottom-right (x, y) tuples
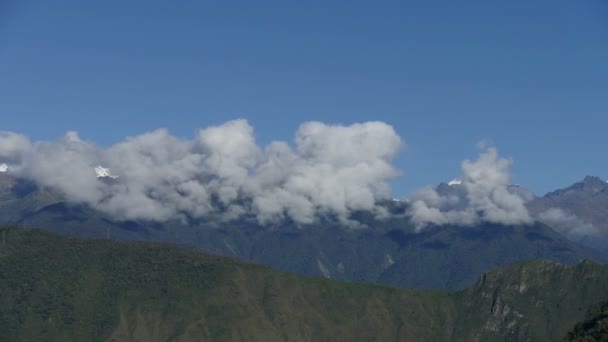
(0, 173), (605, 292)
(0, 227), (607, 342)
(527, 176), (608, 250)
(431, 175), (608, 251)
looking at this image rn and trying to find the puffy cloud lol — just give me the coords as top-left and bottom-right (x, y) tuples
(408, 147), (532, 230)
(2, 124), (596, 236)
(0, 120), (402, 224)
(461, 148), (531, 224)
(0, 131), (31, 163)
(15, 131), (105, 204)
(249, 122), (402, 224)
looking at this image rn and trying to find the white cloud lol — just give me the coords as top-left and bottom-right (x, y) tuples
(0, 131), (31, 164)
(3, 124), (597, 237)
(408, 147), (532, 230)
(0, 120), (402, 224)
(249, 121), (402, 224)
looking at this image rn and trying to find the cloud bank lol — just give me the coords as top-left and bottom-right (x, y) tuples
(0, 120), (402, 224)
(407, 147), (533, 229)
(1, 122), (597, 237)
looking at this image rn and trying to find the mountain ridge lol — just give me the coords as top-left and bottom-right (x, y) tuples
(527, 175), (608, 249)
(1, 173), (606, 291)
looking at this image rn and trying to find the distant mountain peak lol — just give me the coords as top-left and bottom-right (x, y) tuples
(579, 176), (608, 195)
(435, 182), (461, 197)
(543, 176), (608, 198)
(573, 176), (607, 194)
(0, 163), (7, 173)
(583, 175), (605, 185)
(434, 180), (535, 201)
(448, 179), (462, 186)
(94, 166), (117, 179)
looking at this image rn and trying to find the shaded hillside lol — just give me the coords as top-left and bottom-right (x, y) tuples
(0, 226), (456, 342)
(454, 260), (608, 341)
(15, 204), (606, 290)
(1, 173), (605, 291)
(566, 302), (608, 341)
(377, 223), (602, 290)
(1, 227), (608, 341)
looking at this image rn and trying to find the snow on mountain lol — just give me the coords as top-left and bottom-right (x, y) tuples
(0, 163), (8, 173)
(94, 166), (117, 179)
(447, 179), (462, 186)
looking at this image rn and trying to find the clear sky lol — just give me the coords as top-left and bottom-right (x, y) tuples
(1, 0), (607, 197)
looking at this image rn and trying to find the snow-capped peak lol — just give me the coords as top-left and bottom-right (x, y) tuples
(95, 166), (117, 179)
(447, 179), (462, 186)
(0, 163), (8, 173)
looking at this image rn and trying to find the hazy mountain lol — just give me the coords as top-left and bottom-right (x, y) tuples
(1, 227), (607, 341)
(0, 173), (604, 291)
(527, 176), (608, 249)
(437, 177), (608, 251)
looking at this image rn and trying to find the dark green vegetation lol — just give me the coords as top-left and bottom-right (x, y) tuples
(1, 227), (608, 341)
(566, 302), (608, 341)
(0, 226), (456, 342)
(0, 174), (605, 291)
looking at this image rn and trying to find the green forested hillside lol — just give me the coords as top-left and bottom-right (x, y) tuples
(1, 226), (607, 341)
(566, 302), (608, 341)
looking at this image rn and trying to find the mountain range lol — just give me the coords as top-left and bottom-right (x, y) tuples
(1, 172), (607, 291)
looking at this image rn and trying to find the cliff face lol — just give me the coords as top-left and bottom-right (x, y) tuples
(454, 260), (608, 341)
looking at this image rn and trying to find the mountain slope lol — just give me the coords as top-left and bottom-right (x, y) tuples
(377, 223), (602, 290)
(17, 202), (605, 290)
(454, 259), (608, 341)
(1, 227), (608, 341)
(528, 176), (608, 248)
(0, 226), (456, 342)
(1, 173), (605, 291)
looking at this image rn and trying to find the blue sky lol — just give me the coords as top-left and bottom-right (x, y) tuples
(1, 0), (607, 197)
